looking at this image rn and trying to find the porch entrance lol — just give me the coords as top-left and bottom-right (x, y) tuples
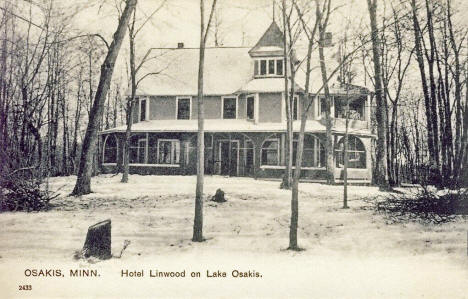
(218, 140), (239, 176)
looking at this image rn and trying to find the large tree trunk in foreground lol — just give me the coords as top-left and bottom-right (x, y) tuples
(367, 0), (389, 190)
(72, 0), (137, 196)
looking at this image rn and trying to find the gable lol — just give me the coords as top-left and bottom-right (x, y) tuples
(249, 21), (284, 57)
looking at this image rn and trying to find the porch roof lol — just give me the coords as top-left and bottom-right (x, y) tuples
(100, 119), (373, 136)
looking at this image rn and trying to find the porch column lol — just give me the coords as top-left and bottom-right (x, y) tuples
(228, 133), (232, 176)
(116, 133), (124, 171)
(145, 132), (149, 164)
(366, 94), (371, 129)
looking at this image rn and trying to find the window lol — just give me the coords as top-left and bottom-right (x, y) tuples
(129, 136), (147, 164)
(177, 97), (191, 120)
(139, 98), (148, 121)
(158, 139), (180, 165)
(260, 60), (267, 75)
(223, 97), (237, 119)
(334, 95), (366, 120)
(335, 136), (366, 169)
(148, 136), (158, 164)
(103, 135), (118, 163)
(261, 139), (280, 166)
(319, 97), (327, 118)
(292, 135), (325, 167)
(276, 59), (283, 75)
(255, 58), (284, 77)
(268, 60), (275, 74)
(247, 96), (255, 120)
(204, 134), (213, 148)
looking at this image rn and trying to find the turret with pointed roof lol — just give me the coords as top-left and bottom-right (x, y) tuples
(249, 21), (284, 57)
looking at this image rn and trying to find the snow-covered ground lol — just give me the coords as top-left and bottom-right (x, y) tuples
(1, 174), (467, 298)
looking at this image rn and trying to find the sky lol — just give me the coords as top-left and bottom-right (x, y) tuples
(13, 0), (468, 51)
(71, 0), (290, 49)
(13, 0), (468, 59)
(9, 0), (468, 91)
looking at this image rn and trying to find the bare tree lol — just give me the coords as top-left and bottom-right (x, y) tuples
(213, 6), (223, 47)
(291, 0), (373, 248)
(367, 0), (390, 190)
(280, 0), (293, 190)
(288, 0), (319, 250)
(121, 1), (166, 183)
(192, 0), (218, 242)
(316, 0), (335, 185)
(72, 0), (137, 196)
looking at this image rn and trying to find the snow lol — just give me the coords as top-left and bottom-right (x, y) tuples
(133, 47), (253, 96)
(0, 174), (467, 298)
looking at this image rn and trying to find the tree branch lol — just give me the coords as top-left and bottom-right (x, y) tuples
(203, 0), (218, 44)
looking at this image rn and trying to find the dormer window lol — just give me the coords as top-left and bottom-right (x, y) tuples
(254, 58), (284, 77)
(261, 60), (267, 75)
(276, 59), (283, 75)
(268, 60), (275, 74)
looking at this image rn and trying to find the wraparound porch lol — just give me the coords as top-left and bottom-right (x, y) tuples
(100, 131), (373, 181)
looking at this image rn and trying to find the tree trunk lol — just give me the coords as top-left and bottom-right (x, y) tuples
(194, 0), (206, 242)
(410, 0), (437, 184)
(317, 5), (335, 185)
(122, 12), (137, 183)
(343, 89), (350, 209)
(447, 0), (462, 183)
(288, 2), (318, 247)
(122, 100), (133, 182)
(72, 0), (137, 196)
(281, 0), (292, 190)
(193, 0), (217, 242)
(367, 0), (389, 190)
(424, 0), (441, 181)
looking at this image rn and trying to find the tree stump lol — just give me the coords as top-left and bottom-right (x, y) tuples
(82, 219), (111, 259)
(211, 189), (226, 203)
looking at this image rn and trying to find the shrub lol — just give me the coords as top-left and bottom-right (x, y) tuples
(372, 187), (468, 224)
(0, 176), (56, 212)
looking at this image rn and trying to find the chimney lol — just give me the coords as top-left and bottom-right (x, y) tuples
(177, 42), (184, 49)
